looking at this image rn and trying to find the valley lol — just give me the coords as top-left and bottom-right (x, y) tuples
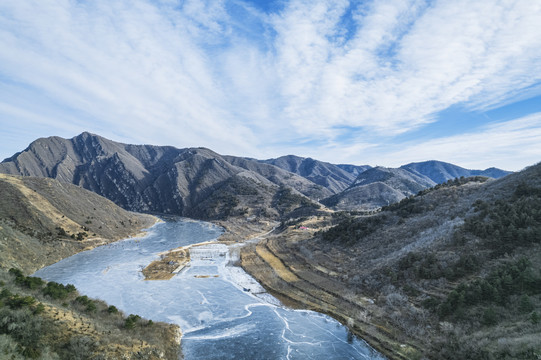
(1, 132), (538, 359)
(2, 1), (540, 358)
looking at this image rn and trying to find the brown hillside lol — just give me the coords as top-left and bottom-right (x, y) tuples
(0, 173), (156, 273)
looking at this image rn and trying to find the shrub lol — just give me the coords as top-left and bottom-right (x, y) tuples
(64, 336), (96, 360)
(124, 314), (141, 329)
(531, 311), (540, 324)
(0, 288), (12, 299)
(75, 295), (96, 313)
(17, 276), (44, 290)
(8, 268), (24, 278)
(438, 258), (541, 320)
(33, 303), (45, 315)
(85, 301), (96, 313)
(519, 295), (534, 313)
(6, 295), (36, 309)
(482, 307), (498, 326)
(42, 282), (75, 300)
(9, 269), (45, 290)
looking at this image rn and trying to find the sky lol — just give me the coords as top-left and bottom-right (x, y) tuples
(1, 0), (541, 171)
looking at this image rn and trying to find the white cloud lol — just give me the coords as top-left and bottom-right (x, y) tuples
(269, 0), (541, 136)
(362, 113), (541, 171)
(0, 0), (540, 167)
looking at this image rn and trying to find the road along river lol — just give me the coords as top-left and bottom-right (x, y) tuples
(34, 219), (385, 359)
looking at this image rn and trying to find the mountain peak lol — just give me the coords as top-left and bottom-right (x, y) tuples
(401, 160), (511, 184)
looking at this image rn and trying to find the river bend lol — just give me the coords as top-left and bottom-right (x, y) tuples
(34, 219), (384, 360)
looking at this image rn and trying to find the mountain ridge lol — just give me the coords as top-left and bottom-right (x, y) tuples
(259, 155), (369, 194)
(0, 132), (511, 217)
(0, 133), (326, 220)
(401, 159), (512, 184)
(324, 161), (511, 211)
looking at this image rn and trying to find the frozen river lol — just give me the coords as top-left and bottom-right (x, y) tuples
(34, 219), (385, 359)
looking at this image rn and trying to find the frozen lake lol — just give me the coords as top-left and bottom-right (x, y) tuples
(34, 219), (385, 359)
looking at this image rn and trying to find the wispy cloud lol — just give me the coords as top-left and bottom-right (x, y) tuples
(269, 0), (541, 135)
(356, 113), (541, 171)
(0, 0), (540, 168)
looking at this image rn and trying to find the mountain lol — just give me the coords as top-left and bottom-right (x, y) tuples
(0, 133), (511, 217)
(0, 173), (156, 273)
(0, 132), (327, 220)
(351, 166), (436, 191)
(401, 160), (512, 184)
(242, 161), (541, 359)
(222, 155), (332, 198)
(260, 155), (370, 194)
(322, 166), (437, 210)
(336, 163), (372, 177)
(474, 166), (512, 178)
(323, 162), (510, 211)
(322, 181), (411, 211)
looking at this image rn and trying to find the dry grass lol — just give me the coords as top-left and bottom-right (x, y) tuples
(255, 244), (300, 283)
(143, 248), (190, 280)
(241, 222), (423, 360)
(0, 174), (157, 274)
(0, 174), (81, 234)
(38, 303), (158, 356)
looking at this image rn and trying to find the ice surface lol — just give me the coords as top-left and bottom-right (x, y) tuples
(34, 219), (385, 360)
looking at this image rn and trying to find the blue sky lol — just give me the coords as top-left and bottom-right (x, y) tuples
(1, 0), (541, 171)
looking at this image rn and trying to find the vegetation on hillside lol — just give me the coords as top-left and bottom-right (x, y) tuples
(278, 173), (541, 359)
(461, 183), (541, 255)
(272, 186), (321, 218)
(0, 268), (179, 359)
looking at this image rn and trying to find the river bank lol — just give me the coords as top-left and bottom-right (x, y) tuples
(34, 218), (385, 359)
(239, 216), (419, 360)
(142, 215), (405, 358)
(142, 216), (277, 280)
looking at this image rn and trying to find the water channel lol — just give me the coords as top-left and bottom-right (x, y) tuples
(34, 219), (385, 359)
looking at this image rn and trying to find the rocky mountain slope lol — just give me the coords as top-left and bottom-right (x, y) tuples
(322, 166), (436, 210)
(401, 160), (512, 184)
(260, 155), (370, 194)
(0, 132), (325, 220)
(336, 163), (373, 177)
(0, 133), (511, 217)
(242, 161), (541, 360)
(323, 161), (510, 211)
(0, 173), (156, 273)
